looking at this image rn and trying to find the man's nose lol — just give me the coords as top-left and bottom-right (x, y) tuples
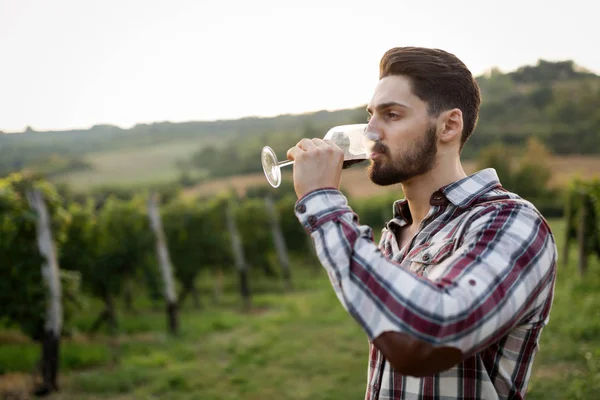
(365, 120), (382, 141)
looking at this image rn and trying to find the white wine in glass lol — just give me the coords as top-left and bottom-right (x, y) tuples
(260, 123), (370, 188)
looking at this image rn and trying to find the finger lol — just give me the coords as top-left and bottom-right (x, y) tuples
(297, 138), (318, 151)
(311, 138), (330, 149)
(322, 139), (342, 152)
(286, 145), (304, 161)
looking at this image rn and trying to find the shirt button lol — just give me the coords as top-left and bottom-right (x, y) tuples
(469, 279), (476, 286)
(430, 191), (446, 205)
(307, 215), (317, 225)
(296, 204), (307, 213)
(422, 252), (431, 261)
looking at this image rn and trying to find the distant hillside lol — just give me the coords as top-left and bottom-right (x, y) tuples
(0, 108), (365, 178)
(2, 59), (599, 185)
(472, 59), (600, 155)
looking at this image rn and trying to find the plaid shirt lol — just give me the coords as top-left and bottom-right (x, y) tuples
(294, 169), (557, 400)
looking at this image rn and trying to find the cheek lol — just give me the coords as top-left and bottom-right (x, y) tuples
(386, 128), (418, 154)
(386, 118), (426, 142)
(385, 128), (430, 163)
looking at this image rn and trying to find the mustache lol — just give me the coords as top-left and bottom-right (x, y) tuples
(364, 130), (387, 154)
(371, 141), (388, 154)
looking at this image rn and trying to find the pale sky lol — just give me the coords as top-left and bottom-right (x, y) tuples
(0, 0), (597, 132)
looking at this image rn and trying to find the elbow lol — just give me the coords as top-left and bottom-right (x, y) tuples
(387, 352), (463, 377)
(373, 332), (464, 377)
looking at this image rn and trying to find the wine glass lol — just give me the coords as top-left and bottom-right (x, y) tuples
(261, 123), (372, 188)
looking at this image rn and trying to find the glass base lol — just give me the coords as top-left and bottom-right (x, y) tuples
(261, 146), (281, 188)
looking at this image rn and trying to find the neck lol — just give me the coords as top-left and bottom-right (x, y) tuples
(401, 155), (466, 226)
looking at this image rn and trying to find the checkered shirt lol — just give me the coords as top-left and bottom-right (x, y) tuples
(294, 168), (557, 400)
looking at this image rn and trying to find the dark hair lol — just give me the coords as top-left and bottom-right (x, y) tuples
(379, 47), (481, 150)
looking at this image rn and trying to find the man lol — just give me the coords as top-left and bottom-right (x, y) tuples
(286, 47), (557, 399)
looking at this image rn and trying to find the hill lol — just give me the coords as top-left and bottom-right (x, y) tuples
(2, 59), (599, 190)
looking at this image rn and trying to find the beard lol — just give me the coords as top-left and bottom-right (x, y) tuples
(367, 123), (438, 186)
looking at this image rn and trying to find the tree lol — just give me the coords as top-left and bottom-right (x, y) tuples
(475, 142), (514, 189)
(511, 137), (552, 199)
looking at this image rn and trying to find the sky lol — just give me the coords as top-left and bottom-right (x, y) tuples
(0, 0), (598, 132)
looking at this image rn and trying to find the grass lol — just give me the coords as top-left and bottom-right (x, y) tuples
(53, 139), (214, 190)
(1, 219), (599, 399)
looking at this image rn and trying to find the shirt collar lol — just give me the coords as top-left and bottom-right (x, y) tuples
(391, 168), (502, 222)
(440, 168), (501, 207)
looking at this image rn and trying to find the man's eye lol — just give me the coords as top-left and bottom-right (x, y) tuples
(387, 112), (400, 119)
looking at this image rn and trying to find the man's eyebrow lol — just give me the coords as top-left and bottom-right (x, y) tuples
(366, 102), (410, 114)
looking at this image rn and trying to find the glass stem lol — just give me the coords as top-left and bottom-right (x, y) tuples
(278, 160), (294, 168)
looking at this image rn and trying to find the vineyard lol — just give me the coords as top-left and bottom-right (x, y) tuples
(1, 172), (600, 399)
(563, 178), (600, 275)
(0, 172), (337, 397)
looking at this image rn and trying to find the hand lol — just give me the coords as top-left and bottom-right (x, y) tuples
(286, 138), (345, 199)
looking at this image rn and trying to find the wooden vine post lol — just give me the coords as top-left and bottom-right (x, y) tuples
(27, 189), (62, 395)
(577, 191), (589, 276)
(148, 192), (179, 335)
(264, 195), (292, 291)
(225, 200), (251, 311)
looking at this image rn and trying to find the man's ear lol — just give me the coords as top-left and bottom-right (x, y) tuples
(437, 108), (463, 145)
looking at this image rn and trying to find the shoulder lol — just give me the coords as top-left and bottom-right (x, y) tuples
(461, 188), (556, 253)
(467, 187), (549, 225)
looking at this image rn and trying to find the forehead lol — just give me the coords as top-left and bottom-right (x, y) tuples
(368, 75), (425, 110)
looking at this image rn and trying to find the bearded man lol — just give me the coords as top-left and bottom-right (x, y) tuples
(286, 46), (557, 400)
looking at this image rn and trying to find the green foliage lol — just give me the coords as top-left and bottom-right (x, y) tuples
(60, 269), (85, 336)
(475, 142), (514, 188)
(60, 200), (100, 295)
(509, 60), (597, 84)
(511, 138), (553, 199)
(64, 182), (182, 209)
(162, 197), (233, 296)
(59, 193), (155, 333)
(235, 198), (275, 274)
(563, 178), (600, 261)
(475, 138), (563, 217)
(94, 195), (155, 298)
(0, 180), (46, 340)
(276, 195), (312, 255)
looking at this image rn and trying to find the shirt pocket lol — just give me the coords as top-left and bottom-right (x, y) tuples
(405, 238), (456, 277)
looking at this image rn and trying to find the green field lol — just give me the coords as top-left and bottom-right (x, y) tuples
(53, 139), (212, 190)
(1, 219), (599, 399)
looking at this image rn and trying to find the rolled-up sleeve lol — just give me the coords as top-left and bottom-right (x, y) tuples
(295, 188), (557, 356)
